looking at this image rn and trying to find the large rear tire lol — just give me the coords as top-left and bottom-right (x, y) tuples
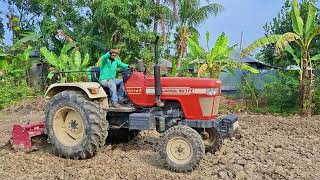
(45, 91), (108, 159)
(160, 125), (205, 172)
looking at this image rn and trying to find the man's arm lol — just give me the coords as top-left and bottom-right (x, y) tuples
(98, 52), (111, 66)
(116, 58), (129, 69)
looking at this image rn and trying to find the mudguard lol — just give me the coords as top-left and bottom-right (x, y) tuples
(45, 82), (107, 99)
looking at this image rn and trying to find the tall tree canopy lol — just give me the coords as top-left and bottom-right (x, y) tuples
(6, 0), (157, 63)
(261, 0), (320, 68)
(4, 0), (223, 68)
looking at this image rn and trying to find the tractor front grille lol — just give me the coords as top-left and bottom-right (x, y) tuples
(199, 96), (220, 117)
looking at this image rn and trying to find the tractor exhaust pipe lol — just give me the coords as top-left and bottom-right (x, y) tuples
(154, 36), (164, 107)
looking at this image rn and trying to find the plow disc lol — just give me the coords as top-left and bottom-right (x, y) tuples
(10, 121), (46, 151)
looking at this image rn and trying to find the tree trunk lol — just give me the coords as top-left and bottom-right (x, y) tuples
(153, 0), (160, 33)
(300, 55), (313, 117)
(175, 28), (187, 75)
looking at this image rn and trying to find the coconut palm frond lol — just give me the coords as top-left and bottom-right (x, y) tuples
(189, 3), (224, 26)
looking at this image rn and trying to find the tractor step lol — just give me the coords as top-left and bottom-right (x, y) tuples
(108, 106), (136, 112)
(11, 121), (46, 151)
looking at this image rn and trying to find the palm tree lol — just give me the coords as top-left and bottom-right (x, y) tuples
(241, 0), (320, 117)
(174, 0), (223, 72)
(153, 0), (177, 38)
(153, 0), (161, 33)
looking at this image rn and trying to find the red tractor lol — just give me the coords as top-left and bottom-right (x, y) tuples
(11, 37), (239, 172)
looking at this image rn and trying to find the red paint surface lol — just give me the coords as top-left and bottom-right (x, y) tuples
(11, 121), (45, 151)
(125, 72), (222, 120)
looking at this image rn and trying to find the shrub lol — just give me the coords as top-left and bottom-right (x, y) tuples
(262, 71), (300, 114)
(313, 74), (320, 114)
(0, 81), (35, 110)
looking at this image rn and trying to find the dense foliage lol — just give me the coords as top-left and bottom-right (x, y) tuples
(242, 0), (320, 116)
(40, 42), (90, 82)
(187, 32), (258, 78)
(262, 72), (300, 114)
(7, 0), (158, 62)
(0, 0), (225, 109)
(260, 0), (320, 68)
(0, 81), (34, 110)
(0, 33), (41, 109)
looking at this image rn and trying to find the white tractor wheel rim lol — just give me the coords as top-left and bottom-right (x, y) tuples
(53, 107), (85, 146)
(166, 136), (193, 165)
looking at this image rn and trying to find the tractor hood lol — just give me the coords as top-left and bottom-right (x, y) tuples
(145, 76), (221, 88)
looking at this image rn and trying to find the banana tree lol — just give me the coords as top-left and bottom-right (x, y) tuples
(241, 0), (319, 117)
(40, 42), (90, 83)
(187, 32), (258, 79)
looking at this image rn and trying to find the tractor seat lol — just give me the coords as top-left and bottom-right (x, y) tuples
(88, 66), (111, 96)
(88, 66), (135, 111)
(89, 66), (100, 83)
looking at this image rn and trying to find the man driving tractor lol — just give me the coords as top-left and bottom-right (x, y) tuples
(97, 48), (133, 108)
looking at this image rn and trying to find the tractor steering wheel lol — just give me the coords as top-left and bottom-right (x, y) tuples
(120, 68), (133, 83)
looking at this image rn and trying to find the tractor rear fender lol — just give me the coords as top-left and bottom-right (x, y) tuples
(45, 82), (108, 109)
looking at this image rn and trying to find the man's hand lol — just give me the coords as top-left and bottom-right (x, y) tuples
(110, 49), (120, 55)
(129, 64), (136, 70)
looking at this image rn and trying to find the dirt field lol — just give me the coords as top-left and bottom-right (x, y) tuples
(0, 99), (320, 179)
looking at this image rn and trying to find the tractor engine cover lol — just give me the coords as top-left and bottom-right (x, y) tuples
(128, 113), (156, 130)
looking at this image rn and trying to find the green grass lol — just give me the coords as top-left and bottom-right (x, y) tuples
(247, 105), (300, 116)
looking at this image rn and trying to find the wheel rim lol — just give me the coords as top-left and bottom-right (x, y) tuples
(202, 128), (216, 147)
(166, 137), (193, 165)
(53, 107), (85, 146)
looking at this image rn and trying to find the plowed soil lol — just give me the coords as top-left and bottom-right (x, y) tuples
(0, 98), (320, 180)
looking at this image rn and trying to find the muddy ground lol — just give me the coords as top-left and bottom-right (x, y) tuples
(0, 99), (320, 179)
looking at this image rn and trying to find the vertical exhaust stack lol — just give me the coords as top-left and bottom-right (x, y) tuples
(154, 36), (164, 107)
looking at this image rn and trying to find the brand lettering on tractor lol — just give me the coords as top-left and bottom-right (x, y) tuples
(145, 87), (207, 95)
(162, 88), (194, 95)
(126, 87), (143, 94)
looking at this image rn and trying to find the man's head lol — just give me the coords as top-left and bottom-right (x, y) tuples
(110, 52), (117, 60)
(109, 49), (120, 60)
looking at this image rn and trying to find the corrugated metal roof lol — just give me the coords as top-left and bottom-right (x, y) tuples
(159, 58), (172, 67)
(231, 51), (268, 65)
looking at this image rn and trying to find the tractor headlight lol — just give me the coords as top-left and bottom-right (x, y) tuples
(206, 88), (220, 96)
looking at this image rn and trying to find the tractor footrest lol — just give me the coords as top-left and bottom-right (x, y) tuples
(11, 121), (46, 151)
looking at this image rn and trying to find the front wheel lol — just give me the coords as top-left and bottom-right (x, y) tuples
(160, 125), (205, 172)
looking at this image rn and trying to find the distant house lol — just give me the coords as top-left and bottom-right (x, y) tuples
(159, 58), (172, 73)
(220, 51), (277, 94)
(231, 51), (272, 69)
